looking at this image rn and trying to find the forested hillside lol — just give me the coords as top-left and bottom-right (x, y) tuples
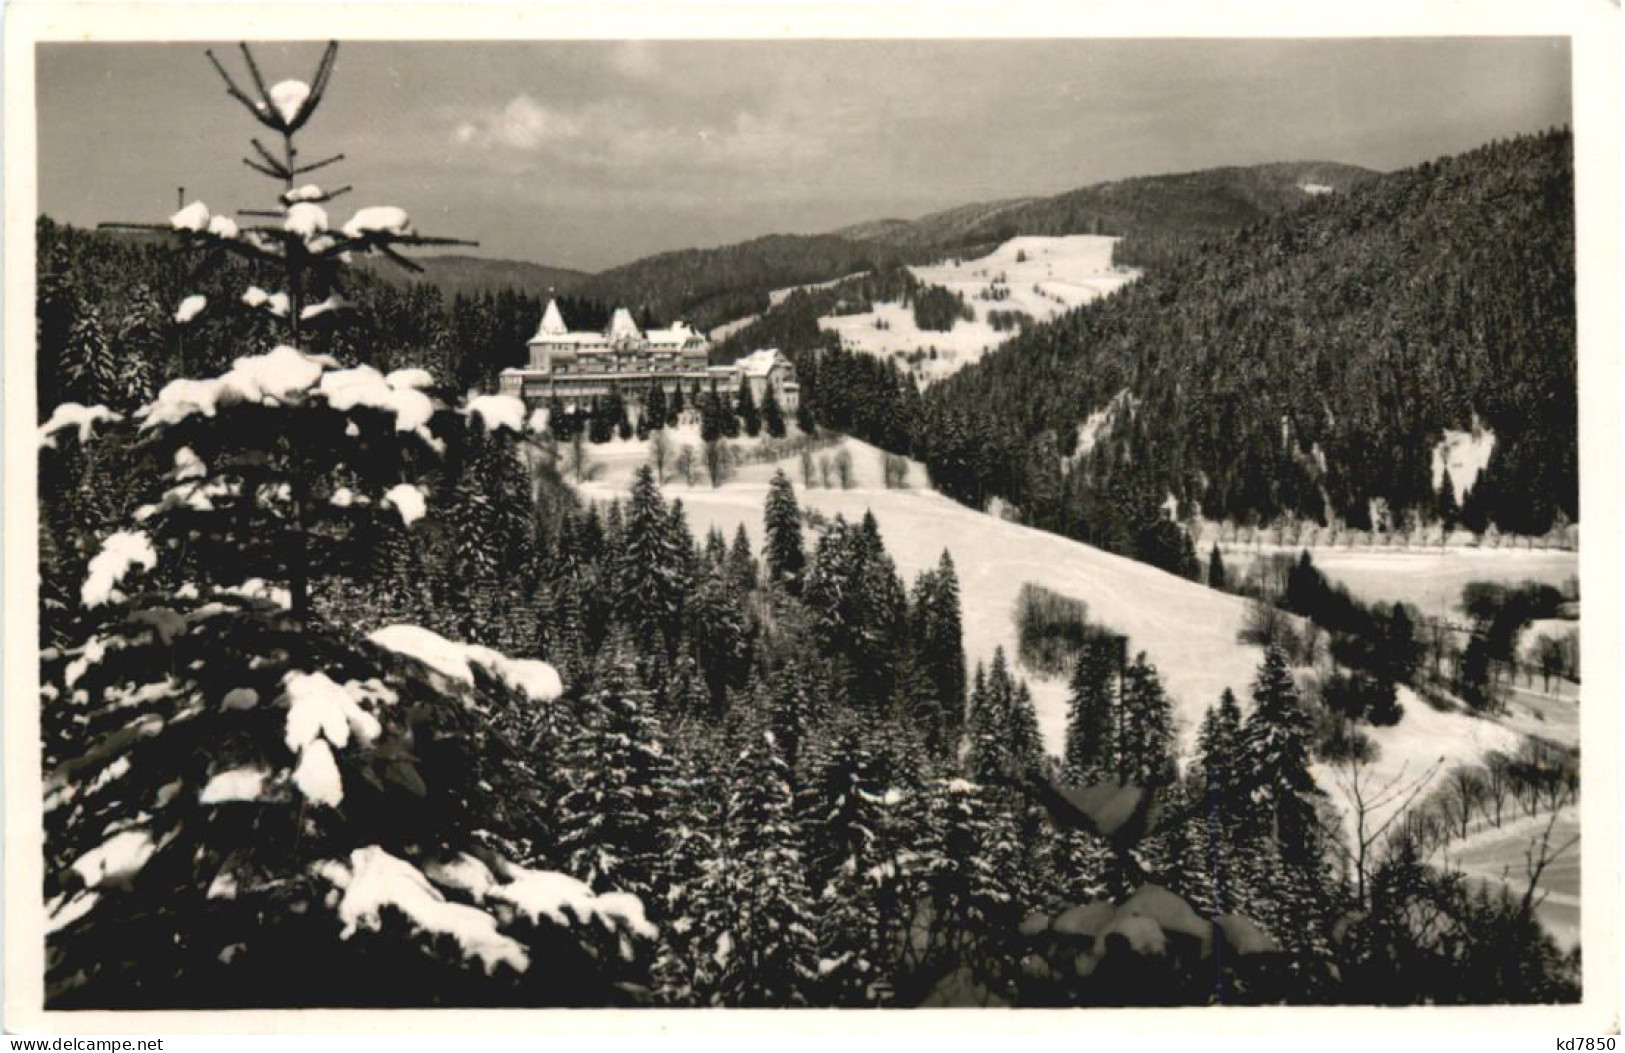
(576, 233), (912, 333)
(354, 254), (589, 300)
(801, 129), (1575, 564)
(835, 161), (1375, 267)
(361, 162), (1375, 333)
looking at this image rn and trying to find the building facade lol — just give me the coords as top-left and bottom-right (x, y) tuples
(498, 300), (799, 413)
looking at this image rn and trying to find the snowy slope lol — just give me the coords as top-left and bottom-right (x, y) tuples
(818, 236), (1138, 383)
(578, 434), (1519, 778)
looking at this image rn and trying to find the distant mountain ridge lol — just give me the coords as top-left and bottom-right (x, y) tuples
(836, 161), (1378, 265)
(353, 254), (591, 300)
(376, 159), (1380, 325)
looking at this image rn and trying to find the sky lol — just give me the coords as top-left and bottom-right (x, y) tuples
(36, 38), (1571, 272)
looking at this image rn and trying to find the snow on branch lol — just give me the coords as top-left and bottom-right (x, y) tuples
(368, 624), (563, 703)
(39, 403), (122, 448)
(81, 531), (157, 608)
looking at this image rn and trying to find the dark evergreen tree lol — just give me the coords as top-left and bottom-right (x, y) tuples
(909, 550), (967, 753)
(1063, 637), (1119, 783)
(763, 469), (806, 593)
(761, 386), (786, 438)
(615, 465), (688, 651)
(738, 378), (761, 437)
(1241, 647), (1324, 859)
(691, 730), (819, 1005)
(1118, 652), (1176, 786)
(1207, 543), (1227, 590)
(726, 523), (757, 592)
(557, 632), (672, 899)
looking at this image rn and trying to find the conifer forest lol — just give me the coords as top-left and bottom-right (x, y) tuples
(28, 39), (1587, 1013)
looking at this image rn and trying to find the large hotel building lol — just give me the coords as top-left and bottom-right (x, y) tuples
(499, 300), (800, 413)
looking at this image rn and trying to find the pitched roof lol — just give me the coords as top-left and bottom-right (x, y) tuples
(606, 307), (643, 342)
(536, 298), (568, 337)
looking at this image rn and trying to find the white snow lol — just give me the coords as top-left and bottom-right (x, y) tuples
(1218, 545), (1577, 618)
(425, 853), (497, 898)
(172, 447), (206, 481)
(199, 767), (271, 804)
(527, 407), (550, 434)
(283, 670), (384, 754)
(219, 578), (293, 609)
(329, 486), (366, 508)
(317, 365), (436, 433)
(169, 201), (210, 233)
(578, 433), (1534, 861)
(81, 530), (157, 607)
(71, 829), (157, 888)
(64, 636), (110, 689)
(39, 403), (122, 448)
(708, 315), (758, 342)
(1431, 425), (1497, 501)
(371, 624), (473, 682)
(1299, 183), (1335, 196)
(769, 272), (869, 307)
(341, 206), (413, 239)
(466, 393), (528, 434)
(46, 892), (100, 934)
(283, 184), (326, 204)
(173, 294), (208, 324)
(268, 79), (311, 124)
(241, 287), (290, 317)
(300, 294), (351, 321)
(463, 645), (565, 703)
(293, 739), (344, 807)
(313, 846), (529, 975)
(491, 864), (658, 942)
(368, 624), (564, 703)
(819, 236), (1138, 383)
(386, 368), (435, 391)
(285, 202), (329, 239)
(207, 215), (239, 240)
(140, 346), (339, 429)
(382, 483), (428, 527)
(1070, 389), (1135, 463)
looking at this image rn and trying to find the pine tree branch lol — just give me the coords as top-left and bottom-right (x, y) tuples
(377, 244), (425, 273)
(292, 42), (340, 133)
(250, 138), (289, 176)
(293, 153), (346, 177)
(237, 43), (272, 107)
(243, 157), (286, 180)
(205, 48), (273, 126)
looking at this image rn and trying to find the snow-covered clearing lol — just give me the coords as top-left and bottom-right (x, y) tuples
(1431, 424), (1497, 501)
(817, 236), (1138, 383)
(574, 433), (1523, 839)
(1219, 545), (1577, 618)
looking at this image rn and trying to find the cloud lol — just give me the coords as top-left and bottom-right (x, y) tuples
(448, 93), (832, 174)
(453, 94), (587, 151)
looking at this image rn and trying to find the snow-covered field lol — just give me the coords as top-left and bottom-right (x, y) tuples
(1219, 545), (1578, 618)
(573, 433), (1526, 851)
(818, 236), (1138, 383)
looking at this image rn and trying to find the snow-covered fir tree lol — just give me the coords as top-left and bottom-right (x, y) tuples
(763, 468), (806, 592)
